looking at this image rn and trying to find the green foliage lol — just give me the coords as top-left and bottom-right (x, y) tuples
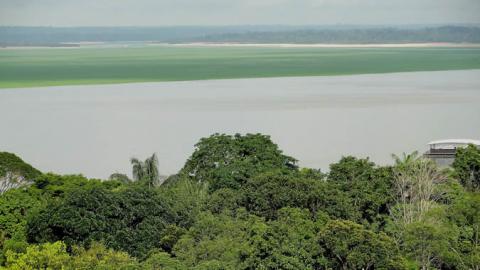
(206, 188), (241, 215)
(160, 178), (209, 228)
(318, 220), (405, 270)
(0, 174), (118, 237)
(403, 220), (459, 269)
(0, 188), (43, 240)
(453, 144), (480, 191)
(70, 242), (138, 269)
(4, 241), (70, 270)
(298, 167), (326, 181)
(173, 210), (265, 269)
(27, 185), (176, 258)
(33, 173), (117, 198)
(181, 133), (297, 191)
(142, 251), (186, 270)
(109, 173), (131, 183)
(243, 208), (326, 270)
(447, 192), (480, 269)
(0, 173), (117, 264)
(1, 134), (478, 269)
(0, 152), (41, 179)
(240, 171), (356, 220)
(328, 156), (395, 228)
(3, 241), (139, 270)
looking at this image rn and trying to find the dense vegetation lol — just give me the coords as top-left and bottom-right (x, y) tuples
(0, 152), (42, 194)
(0, 133), (479, 269)
(1, 26), (479, 46)
(0, 152), (41, 179)
(199, 26), (480, 44)
(1, 46), (480, 88)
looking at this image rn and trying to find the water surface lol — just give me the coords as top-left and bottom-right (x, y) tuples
(1, 70), (479, 178)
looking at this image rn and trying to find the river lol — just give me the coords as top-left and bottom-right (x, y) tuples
(1, 70), (479, 178)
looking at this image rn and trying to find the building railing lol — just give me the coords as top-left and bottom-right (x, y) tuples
(428, 148), (456, 154)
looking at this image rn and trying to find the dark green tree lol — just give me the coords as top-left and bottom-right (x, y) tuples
(328, 156), (395, 228)
(453, 144), (480, 191)
(108, 173), (131, 183)
(243, 208), (327, 270)
(0, 151), (42, 194)
(447, 192), (480, 269)
(180, 133), (297, 191)
(173, 210), (259, 269)
(240, 171), (356, 220)
(0, 152), (41, 180)
(318, 219), (406, 270)
(27, 186), (176, 258)
(403, 219), (458, 270)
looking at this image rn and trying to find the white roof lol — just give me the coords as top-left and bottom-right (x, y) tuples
(428, 139), (480, 146)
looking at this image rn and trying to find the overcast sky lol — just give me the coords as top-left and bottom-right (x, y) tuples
(1, 0), (479, 26)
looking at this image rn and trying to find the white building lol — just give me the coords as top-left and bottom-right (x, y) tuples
(424, 139), (480, 167)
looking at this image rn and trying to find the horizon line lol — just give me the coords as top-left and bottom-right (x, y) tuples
(1, 23), (480, 28)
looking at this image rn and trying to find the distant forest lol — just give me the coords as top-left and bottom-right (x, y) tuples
(198, 26), (480, 44)
(1, 25), (480, 46)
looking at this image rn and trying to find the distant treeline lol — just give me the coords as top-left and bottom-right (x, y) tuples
(1, 25), (480, 46)
(0, 25), (323, 46)
(199, 26), (480, 44)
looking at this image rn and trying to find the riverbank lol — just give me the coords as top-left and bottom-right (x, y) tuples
(3, 42), (480, 50)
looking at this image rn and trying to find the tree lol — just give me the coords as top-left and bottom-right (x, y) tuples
(4, 241), (70, 270)
(447, 192), (480, 270)
(70, 242), (138, 269)
(131, 153), (160, 187)
(180, 133), (297, 191)
(391, 155), (447, 226)
(109, 173), (131, 183)
(173, 211), (259, 268)
(206, 188), (241, 215)
(32, 173), (118, 197)
(4, 241), (139, 270)
(160, 178), (208, 228)
(0, 152), (41, 194)
(0, 188), (43, 242)
(240, 171), (356, 220)
(3, 139), (480, 269)
(453, 144), (480, 191)
(142, 251), (186, 270)
(131, 158), (145, 181)
(0, 152), (41, 181)
(27, 185), (176, 259)
(403, 219), (458, 270)
(328, 156), (395, 228)
(318, 220), (405, 270)
(243, 208), (327, 270)
(392, 151), (420, 171)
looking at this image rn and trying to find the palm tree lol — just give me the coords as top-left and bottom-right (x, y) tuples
(130, 157), (145, 181)
(144, 153), (160, 188)
(392, 151), (420, 168)
(130, 153), (160, 188)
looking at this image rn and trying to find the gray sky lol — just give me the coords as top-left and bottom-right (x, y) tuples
(1, 0), (479, 26)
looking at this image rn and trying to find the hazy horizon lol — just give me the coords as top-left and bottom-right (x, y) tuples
(2, 24), (480, 28)
(1, 0), (479, 27)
